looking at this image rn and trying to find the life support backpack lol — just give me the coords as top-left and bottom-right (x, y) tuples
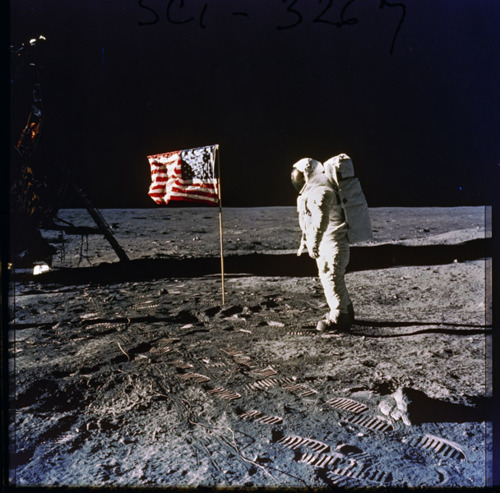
(323, 153), (373, 244)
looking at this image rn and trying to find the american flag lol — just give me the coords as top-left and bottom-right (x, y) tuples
(148, 145), (219, 206)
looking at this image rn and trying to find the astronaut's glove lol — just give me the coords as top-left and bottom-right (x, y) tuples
(297, 234), (307, 256)
(309, 245), (320, 259)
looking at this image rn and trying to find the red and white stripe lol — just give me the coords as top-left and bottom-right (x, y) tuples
(147, 151), (180, 204)
(147, 147), (219, 206)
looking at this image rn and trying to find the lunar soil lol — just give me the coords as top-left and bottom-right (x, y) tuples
(6, 206), (493, 488)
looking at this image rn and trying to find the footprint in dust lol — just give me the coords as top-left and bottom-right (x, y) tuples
(174, 310), (200, 324)
(111, 342), (154, 363)
(220, 305), (243, 317)
(204, 306), (221, 317)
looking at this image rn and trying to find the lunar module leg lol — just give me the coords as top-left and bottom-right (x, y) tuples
(71, 182), (129, 263)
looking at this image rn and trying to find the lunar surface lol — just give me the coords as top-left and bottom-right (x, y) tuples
(7, 206), (493, 488)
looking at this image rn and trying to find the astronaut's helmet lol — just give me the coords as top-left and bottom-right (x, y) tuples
(290, 168), (305, 192)
(291, 158), (323, 191)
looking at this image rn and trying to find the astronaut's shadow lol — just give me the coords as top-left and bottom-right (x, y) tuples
(352, 319), (491, 337)
(383, 388), (493, 424)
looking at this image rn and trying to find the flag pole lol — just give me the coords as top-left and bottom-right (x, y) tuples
(216, 145), (225, 305)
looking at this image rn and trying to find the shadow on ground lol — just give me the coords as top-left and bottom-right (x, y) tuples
(383, 389), (493, 424)
(10, 239), (491, 286)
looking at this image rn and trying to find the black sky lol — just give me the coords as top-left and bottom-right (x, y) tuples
(9, 0), (500, 208)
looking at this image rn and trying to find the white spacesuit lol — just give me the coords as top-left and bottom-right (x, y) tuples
(292, 158), (353, 331)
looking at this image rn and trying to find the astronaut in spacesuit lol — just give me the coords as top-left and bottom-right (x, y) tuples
(291, 157), (354, 332)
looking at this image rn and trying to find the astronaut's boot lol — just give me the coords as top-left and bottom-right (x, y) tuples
(316, 312), (351, 333)
(337, 311), (352, 331)
(316, 318), (335, 332)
